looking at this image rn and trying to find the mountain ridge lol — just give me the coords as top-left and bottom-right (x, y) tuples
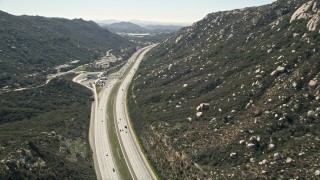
(0, 10), (132, 89)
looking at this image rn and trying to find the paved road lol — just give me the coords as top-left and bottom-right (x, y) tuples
(115, 45), (157, 180)
(74, 45), (156, 180)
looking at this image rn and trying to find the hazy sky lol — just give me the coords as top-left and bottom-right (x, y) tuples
(0, 0), (275, 24)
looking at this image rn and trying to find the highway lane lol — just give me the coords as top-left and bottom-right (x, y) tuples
(115, 45), (157, 179)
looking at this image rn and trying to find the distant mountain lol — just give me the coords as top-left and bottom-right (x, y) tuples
(145, 25), (184, 32)
(102, 21), (184, 34)
(128, 20), (190, 27)
(0, 10), (132, 89)
(128, 0), (320, 179)
(102, 21), (149, 33)
(95, 19), (190, 27)
(95, 19), (121, 26)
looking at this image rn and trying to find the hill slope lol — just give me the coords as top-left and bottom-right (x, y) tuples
(0, 78), (95, 179)
(128, 0), (320, 179)
(0, 11), (131, 89)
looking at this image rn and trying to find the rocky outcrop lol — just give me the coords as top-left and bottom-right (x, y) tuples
(196, 103), (210, 111)
(271, 66), (286, 76)
(196, 112), (203, 117)
(291, 0), (320, 31)
(309, 80), (317, 87)
(290, 1), (315, 22)
(307, 14), (320, 31)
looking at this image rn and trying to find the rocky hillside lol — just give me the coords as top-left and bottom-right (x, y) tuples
(128, 0), (320, 179)
(0, 11), (132, 89)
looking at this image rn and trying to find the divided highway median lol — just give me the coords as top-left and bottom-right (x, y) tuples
(107, 82), (133, 180)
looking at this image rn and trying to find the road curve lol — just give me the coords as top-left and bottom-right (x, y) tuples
(115, 45), (157, 180)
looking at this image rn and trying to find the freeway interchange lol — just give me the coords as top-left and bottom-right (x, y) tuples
(74, 45), (156, 180)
